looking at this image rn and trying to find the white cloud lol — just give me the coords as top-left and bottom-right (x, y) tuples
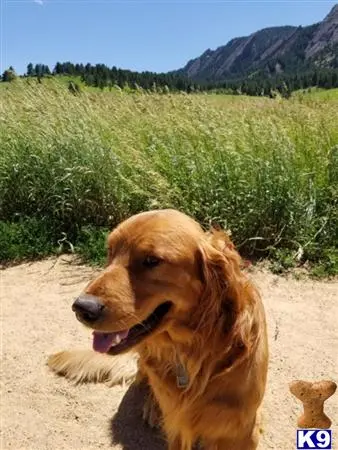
(33, 0), (44, 5)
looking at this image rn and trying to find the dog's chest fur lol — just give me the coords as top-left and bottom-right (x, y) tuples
(140, 346), (225, 432)
(139, 332), (266, 448)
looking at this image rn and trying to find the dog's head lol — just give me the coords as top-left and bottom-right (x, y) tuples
(73, 209), (248, 355)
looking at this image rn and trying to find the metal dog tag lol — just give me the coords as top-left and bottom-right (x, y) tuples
(176, 362), (189, 389)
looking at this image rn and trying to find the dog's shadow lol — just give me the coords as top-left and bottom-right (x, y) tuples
(110, 382), (167, 450)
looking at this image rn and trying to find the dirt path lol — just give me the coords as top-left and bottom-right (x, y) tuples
(1, 257), (337, 450)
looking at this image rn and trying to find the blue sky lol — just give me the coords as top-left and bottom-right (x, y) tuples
(1, 0), (337, 75)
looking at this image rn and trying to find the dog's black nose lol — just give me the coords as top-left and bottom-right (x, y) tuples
(72, 295), (105, 323)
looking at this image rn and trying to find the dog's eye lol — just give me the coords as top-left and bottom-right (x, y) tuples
(142, 255), (161, 269)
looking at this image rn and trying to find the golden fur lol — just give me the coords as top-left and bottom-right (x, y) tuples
(48, 209), (268, 450)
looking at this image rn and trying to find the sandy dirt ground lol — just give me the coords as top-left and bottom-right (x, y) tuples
(1, 256), (337, 450)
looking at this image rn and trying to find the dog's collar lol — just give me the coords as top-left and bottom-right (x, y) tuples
(175, 360), (189, 389)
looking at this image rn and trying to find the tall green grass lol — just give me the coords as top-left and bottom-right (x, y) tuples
(0, 79), (337, 274)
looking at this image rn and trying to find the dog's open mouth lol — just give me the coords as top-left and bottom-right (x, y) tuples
(92, 301), (172, 355)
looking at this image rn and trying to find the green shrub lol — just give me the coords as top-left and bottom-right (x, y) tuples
(0, 79), (337, 275)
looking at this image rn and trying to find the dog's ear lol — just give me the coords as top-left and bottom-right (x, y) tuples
(194, 229), (246, 334)
(197, 229), (263, 354)
(204, 228), (236, 253)
(194, 229), (263, 372)
(201, 228), (244, 299)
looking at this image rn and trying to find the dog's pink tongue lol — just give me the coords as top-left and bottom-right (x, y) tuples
(92, 330), (129, 353)
(92, 332), (114, 353)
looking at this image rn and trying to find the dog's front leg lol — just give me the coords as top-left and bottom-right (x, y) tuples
(168, 436), (184, 450)
(203, 434), (259, 450)
(136, 359), (162, 428)
(142, 385), (162, 429)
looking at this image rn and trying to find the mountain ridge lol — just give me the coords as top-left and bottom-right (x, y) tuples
(177, 4), (338, 82)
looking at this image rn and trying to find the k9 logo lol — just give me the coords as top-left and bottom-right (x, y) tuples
(297, 429), (332, 449)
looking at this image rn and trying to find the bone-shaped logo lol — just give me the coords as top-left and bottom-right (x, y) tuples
(290, 380), (337, 429)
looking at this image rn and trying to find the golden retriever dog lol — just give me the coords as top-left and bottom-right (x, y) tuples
(48, 209), (268, 450)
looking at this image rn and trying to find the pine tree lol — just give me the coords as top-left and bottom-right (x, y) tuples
(54, 62), (63, 75)
(35, 64), (43, 78)
(2, 67), (17, 82)
(27, 63), (35, 77)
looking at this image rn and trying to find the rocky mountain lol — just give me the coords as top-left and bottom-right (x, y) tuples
(178, 4), (338, 82)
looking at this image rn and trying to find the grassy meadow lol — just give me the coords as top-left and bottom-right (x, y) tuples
(0, 78), (337, 276)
